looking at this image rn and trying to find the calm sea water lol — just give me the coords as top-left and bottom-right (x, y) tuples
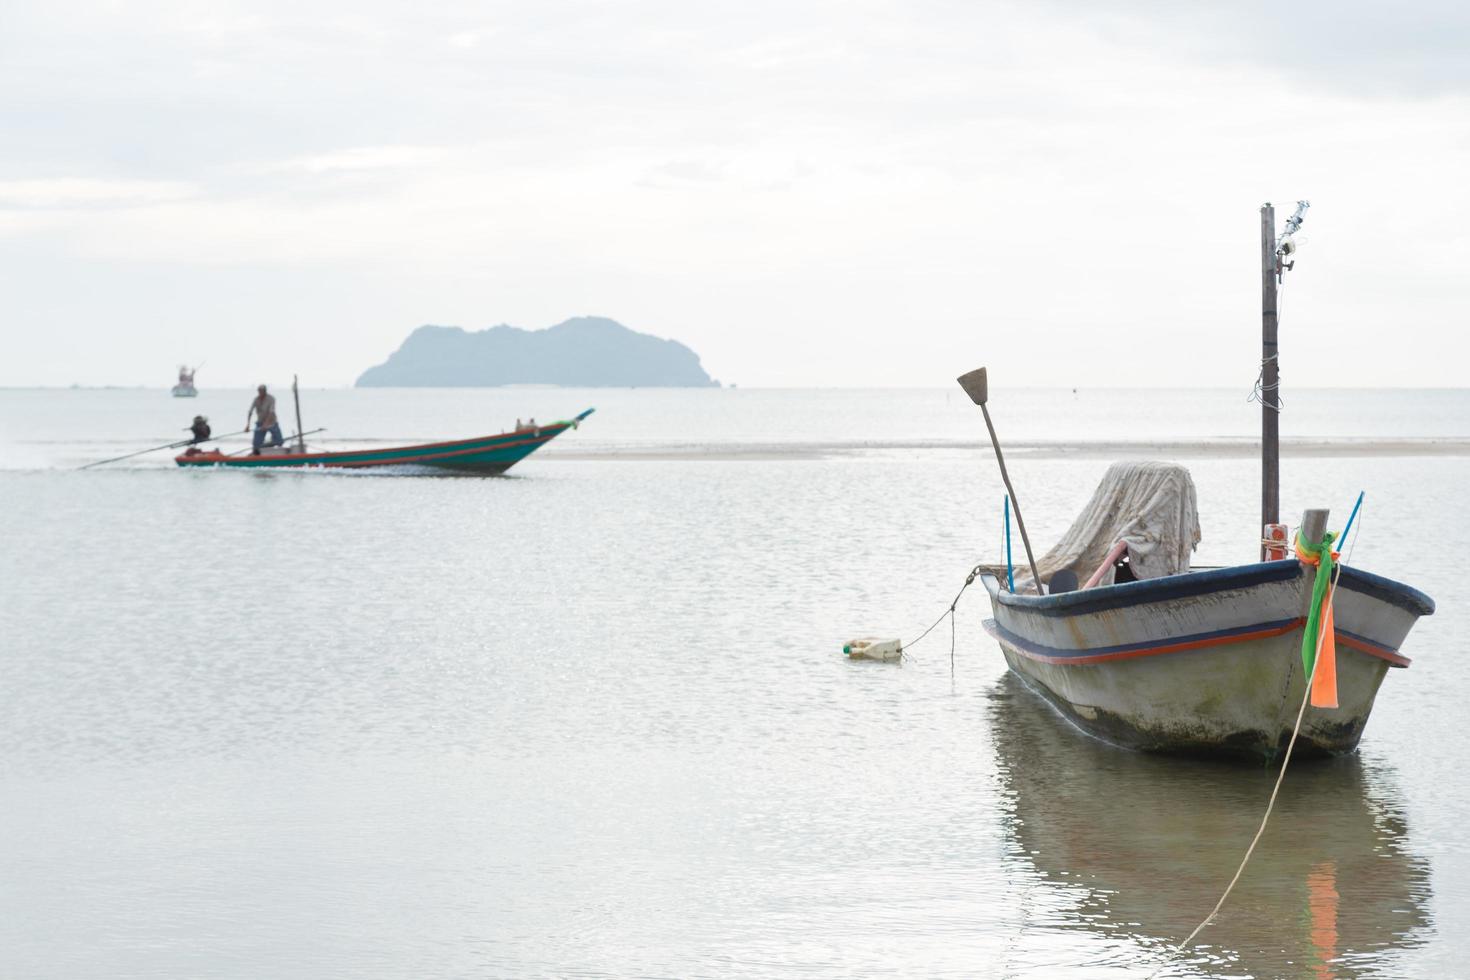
(3, 387), (1468, 979)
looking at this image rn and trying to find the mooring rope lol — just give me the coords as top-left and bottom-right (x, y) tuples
(1147, 551), (1346, 979)
(901, 563), (986, 676)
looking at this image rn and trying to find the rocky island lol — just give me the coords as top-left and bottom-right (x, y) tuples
(356, 316), (718, 388)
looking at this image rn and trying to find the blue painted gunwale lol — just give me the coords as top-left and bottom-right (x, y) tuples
(989, 559), (1435, 618)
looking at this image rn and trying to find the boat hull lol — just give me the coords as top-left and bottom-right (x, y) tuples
(175, 410), (592, 473)
(982, 560), (1433, 760)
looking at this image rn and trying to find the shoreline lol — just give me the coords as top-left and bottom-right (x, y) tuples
(13, 437), (1470, 471)
(537, 438), (1470, 461)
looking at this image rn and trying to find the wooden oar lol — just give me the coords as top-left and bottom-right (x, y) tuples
(79, 427), (325, 469)
(78, 432), (228, 470)
(957, 366), (1045, 595)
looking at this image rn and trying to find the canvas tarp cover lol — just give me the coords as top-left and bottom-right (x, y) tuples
(1007, 460), (1201, 590)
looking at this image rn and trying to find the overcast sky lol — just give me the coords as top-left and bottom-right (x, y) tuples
(2, 0), (1466, 388)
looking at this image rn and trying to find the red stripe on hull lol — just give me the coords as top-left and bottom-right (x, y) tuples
(984, 618), (1410, 668)
(177, 427), (563, 468)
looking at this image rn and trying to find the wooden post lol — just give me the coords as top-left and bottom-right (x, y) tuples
(1299, 508), (1331, 625)
(292, 374), (306, 452)
(1261, 204), (1280, 559)
(1300, 509), (1329, 550)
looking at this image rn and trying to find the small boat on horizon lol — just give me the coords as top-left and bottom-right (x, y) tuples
(171, 364), (199, 397)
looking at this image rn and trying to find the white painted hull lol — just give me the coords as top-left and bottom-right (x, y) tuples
(982, 560), (1432, 759)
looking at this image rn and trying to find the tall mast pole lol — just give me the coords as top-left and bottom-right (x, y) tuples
(1258, 200), (1309, 558)
(292, 374), (306, 452)
(1260, 204), (1279, 558)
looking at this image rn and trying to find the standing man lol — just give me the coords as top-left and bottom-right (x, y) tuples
(246, 384), (283, 454)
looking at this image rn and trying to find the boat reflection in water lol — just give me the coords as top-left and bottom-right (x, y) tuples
(987, 674), (1430, 978)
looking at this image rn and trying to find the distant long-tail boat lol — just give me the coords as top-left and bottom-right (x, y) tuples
(177, 408), (593, 473)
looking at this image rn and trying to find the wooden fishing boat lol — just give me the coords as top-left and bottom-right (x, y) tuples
(171, 364), (198, 397)
(176, 409), (593, 473)
(980, 554), (1434, 758)
(968, 203), (1435, 760)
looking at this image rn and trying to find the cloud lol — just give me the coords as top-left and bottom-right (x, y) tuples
(1, 0), (1469, 387)
(257, 146), (451, 175)
(447, 30), (485, 49)
(0, 178), (195, 209)
(1036, 0), (1470, 97)
(636, 156), (815, 190)
(641, 161), (724, 186)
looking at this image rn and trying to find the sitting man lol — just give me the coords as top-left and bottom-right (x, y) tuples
(189, 415), (212, 443)
(246, 384), (284, 454)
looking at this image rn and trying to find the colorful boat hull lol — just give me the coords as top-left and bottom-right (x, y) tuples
(982, 559), (1434, 760)
(175, 409), (593, 473)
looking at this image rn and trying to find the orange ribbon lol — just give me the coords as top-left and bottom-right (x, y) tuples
(1294, 537), (1339, 709)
